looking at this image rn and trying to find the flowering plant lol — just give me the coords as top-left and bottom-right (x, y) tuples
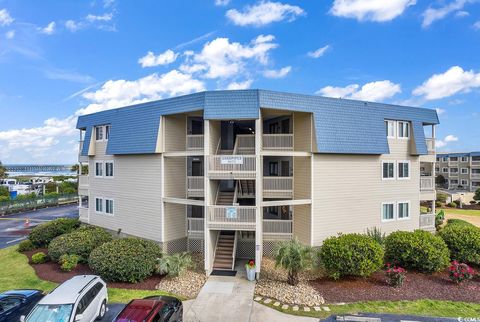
(245, 259), (256, 269)
(448, 260), (474, 284)
(385, 263), (406, 288)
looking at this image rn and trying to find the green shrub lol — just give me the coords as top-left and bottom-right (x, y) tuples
(439, 224), (480, 265)
(31, 252), (47, 264)
(89, 238), (162, 283)
(48, 226), (112, 263)
(157, 252), (194, 277)
(365, 227), (386, 246)
(29, 218), (80, 247)
(447, 202), (457, 208)
(59, 254), (80, 272)
(446, 219), (475, 228)
(435, 210), (445, 231)
(319, 234), (384, 280)
(17, 239), (35, 252)
(436, 192), (448, 203)
(384, 230), (450, 273)
(435, 201), (444, 208)
(274, 238), (313, 286)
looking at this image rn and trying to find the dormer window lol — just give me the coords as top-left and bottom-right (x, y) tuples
(385, 120), (396, 138)
(105, 125), (110, 140)
(95, 126), (103, 141)
(398, 121), (410, 139)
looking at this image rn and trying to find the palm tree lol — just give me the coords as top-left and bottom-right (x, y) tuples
(274, 238), (312, 286)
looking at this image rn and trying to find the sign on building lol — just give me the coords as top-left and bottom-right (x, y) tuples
(220, 156), (244, 165)
(226, 207), (237, 219)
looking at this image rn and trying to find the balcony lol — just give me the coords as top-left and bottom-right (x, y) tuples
(235, 134), (255, 154)
(78, 140), (89, 162)
(78, 175), (89, 187)
(263, 177), (293, 199)
(472, 173), (480, 179)
(425, 138), (435, 155)
(208, 155), (256, 179)
(187, 176), (204, 198)
(187, 217), (204, 239)
(419, 213), (435, 232)
(263, 219), (292, 240)
(263, 134), (294, 150)
(420, 177), (434, 191)
(187, 135), (204, 151)
(471, 159), (480, 167)
(207, 206), (256, 230)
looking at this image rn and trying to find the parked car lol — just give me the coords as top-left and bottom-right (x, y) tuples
(114, 296), (183, 322)
(0, 289), (44, 322)
(21, 275), (107, 322)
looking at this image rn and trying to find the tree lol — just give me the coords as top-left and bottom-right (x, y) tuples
(273, 238), (312, 286)
(435, 174), (446, 186)
(474, 188), (480, 202)
(0, 186), (9, 198)
(0, 161), (7, 179)
(71, 164), (89, 175)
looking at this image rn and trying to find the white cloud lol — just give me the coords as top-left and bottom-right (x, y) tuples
(226, 1), (305, 27)
(39, 21), (56, 35)
(474, 20), (480, 30)
(436, 134), (458, 148)
(184, 34), (278, 79)
(215, 0), (230, 6)
(42, 67), (94, 83)
(77, 70), (205, 115)
(436, 108), (446, 115)
(86, 13), (113, 22)
(263, 66), (291, 79)
(330, 0), (416, 22)
(65, 20), (82, 32)
(444, 134), (458, 142)
(422, 0), (473, 27)
(138, 50), (178, 67)
(413, 66), (480, 100)
(307, 45), (330, 58)
(455, 10), (469, 17)
(0, 8), (14, 26)
(5, 30), (14, 39)
(317, 80), (401, 102)
(226, 79), (253, 90)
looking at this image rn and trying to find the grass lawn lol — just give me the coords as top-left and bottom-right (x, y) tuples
(441, 208), (480, 216)
(0, 246), (183, 303)
(263, 299), (480, 319)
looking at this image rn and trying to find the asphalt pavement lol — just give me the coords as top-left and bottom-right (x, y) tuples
(0, 204), (79, 249)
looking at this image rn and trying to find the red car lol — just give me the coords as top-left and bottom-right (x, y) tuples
(114, 296), (183, 322)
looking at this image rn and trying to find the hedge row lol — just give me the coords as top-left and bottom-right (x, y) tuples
(29, 218), (80, 247)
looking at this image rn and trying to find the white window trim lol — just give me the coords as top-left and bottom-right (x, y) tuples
(442, 167), (448, 173)
(382, 201), (396, 222)
(104, 125), (110, 141)
(104, 161), (114, 179)
(397, 201), (411, 221)
(397, 160), (411, 180)
(443, 157), (448, 162)
(450, 179), (459, 185)
(95, 197), (104, 214)
(461, 179), (468, 186)
(95, 126), (104, 141)
(461, 157), (468, 162)
(386, 120), (396, 139)
(450, 168), (459, 173)
(94, 161), (104, 178)
(382, 161), (396, 181)
(397, 121), (410, 140)
(104, 198), (115, 216)
(461, 168), (468, 174)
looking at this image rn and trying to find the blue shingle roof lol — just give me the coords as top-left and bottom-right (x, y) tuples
(437, 152), (480, 158)
(76, 89), (439, 156)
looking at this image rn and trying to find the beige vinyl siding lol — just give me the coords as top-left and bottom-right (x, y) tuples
(293, 156), (311, 199)
(164, 114), (186, 152)
(164, 157), (186, 199)
(209, 121), (220, 154)
(311, 139), (420, 245)
(293, 112), (311, 152)
(293, 204), (311, 245)
(87, 154), (163, 242)
(163, 203), (187, 242)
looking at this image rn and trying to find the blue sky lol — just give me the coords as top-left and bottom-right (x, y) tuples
(0, 0), (479, 164)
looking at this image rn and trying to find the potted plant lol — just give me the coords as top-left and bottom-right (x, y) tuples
(245, 259), (256, 281)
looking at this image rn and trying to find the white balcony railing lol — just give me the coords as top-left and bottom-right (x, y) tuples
(419, 213), (435, 231)
(420, 177), (434, 191)
(187, 176), (204, 197)
(263, 134), (294, 150)
(208, 155), (256, 179)
(208, 206), (256, 230)
(471, 160), (480, 167)
(236, 134), (255, 154)
(187, 134), (204, 151)
(471, 173), (480, 179)
(425, 138), (435, 154)
(263, 219), (292, 240)
(187, 218), (204, 239)
(78, 175), (89, 187)
(263, 177), (293, 199)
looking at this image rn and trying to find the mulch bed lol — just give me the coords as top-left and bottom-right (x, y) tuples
(312, 270), (480, 304)
(24, 249), (164, 290)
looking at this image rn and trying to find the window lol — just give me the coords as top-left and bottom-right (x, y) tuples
(269, 162), (278, 176)
(461, 156), (468, 162)
(473, 182), (480, 187)
(451, 179), (459, 185)
(105, 125), (110, 140)
(398, 161), (410, 179)
(95, 126), (103, 141)
(80, 196), (89, 208)
(385, 120), (396, 138)
(450, 168), (459, 173)
(435, 167), (440, 173)
(95, 162), (103, 177)
(443, 157), (448, 162)
(105, 199), (114, 215)
(0, 296), (22, 311)
(382, 161), (395, 180)
(461, 168), (468, 174)
(461, 179), (468, 186)
(398, 202), (410, 220)
(398, 121), (410, 138)
(382, 203), (395, 221)
(436, 157), (441, 162)
(95, 198), (103, 213)
(105, 162), (114, 177)
(442, 168), (448, 173)
(473, 169), (480, 174)
(450, 157), (458, 162)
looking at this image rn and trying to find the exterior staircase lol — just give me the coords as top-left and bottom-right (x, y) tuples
(239, 180), (255, 196)
(213, 231), (236, 270)
(216, 191), (235, 205)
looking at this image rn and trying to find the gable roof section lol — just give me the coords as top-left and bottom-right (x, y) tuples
(76, 89), (439, 156)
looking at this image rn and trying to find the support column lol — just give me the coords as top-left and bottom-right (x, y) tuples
(203, 120), (211, 274)
(255, 118), (263, 277)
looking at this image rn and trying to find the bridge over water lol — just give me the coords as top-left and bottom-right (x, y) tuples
(5, 164), (74, 173)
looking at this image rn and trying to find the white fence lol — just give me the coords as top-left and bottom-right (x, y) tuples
(425, 138), (435, 154)
(263, 177), (293, 198)
(236, 134), (255, 154)
(419, 213), (435, 230)
(187, 135), (204, 150)
(420, 177), (434, 191)
(187, 218), (204, 239)
(187, 176), (204, 197)
(208, 155), (256, 179)
(263, 219), (292, 240)
(263, 134), (294, 150)
(208, 206), (256, 230)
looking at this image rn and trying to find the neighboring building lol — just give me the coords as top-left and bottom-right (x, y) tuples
(75, 89), (439, 275)
(436, 152), (480, 192)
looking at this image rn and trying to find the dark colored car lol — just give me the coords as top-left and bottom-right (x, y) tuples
(114, 296), (183, 322)
(0, 290), (44, 322)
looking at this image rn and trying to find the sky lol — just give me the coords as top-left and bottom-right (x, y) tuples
(0, 0), (479, 164)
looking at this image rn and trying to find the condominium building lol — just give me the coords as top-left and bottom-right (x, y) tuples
(76, 89), (439, 275)
(436, 152), (480, 192)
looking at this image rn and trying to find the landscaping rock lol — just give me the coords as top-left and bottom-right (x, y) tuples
(293, 306), (299, 311)
(254, 296), (262, 301)
(282, 304), (289, 310)
(264, 298), (272, 304)
(303, 307), (310, 312)
(273, 301), (280, 307)
(322, 306), (330, 311)
(314, 306), (321, 311)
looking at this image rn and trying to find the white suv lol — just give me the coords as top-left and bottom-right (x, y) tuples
(22, 275), (108, 322)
